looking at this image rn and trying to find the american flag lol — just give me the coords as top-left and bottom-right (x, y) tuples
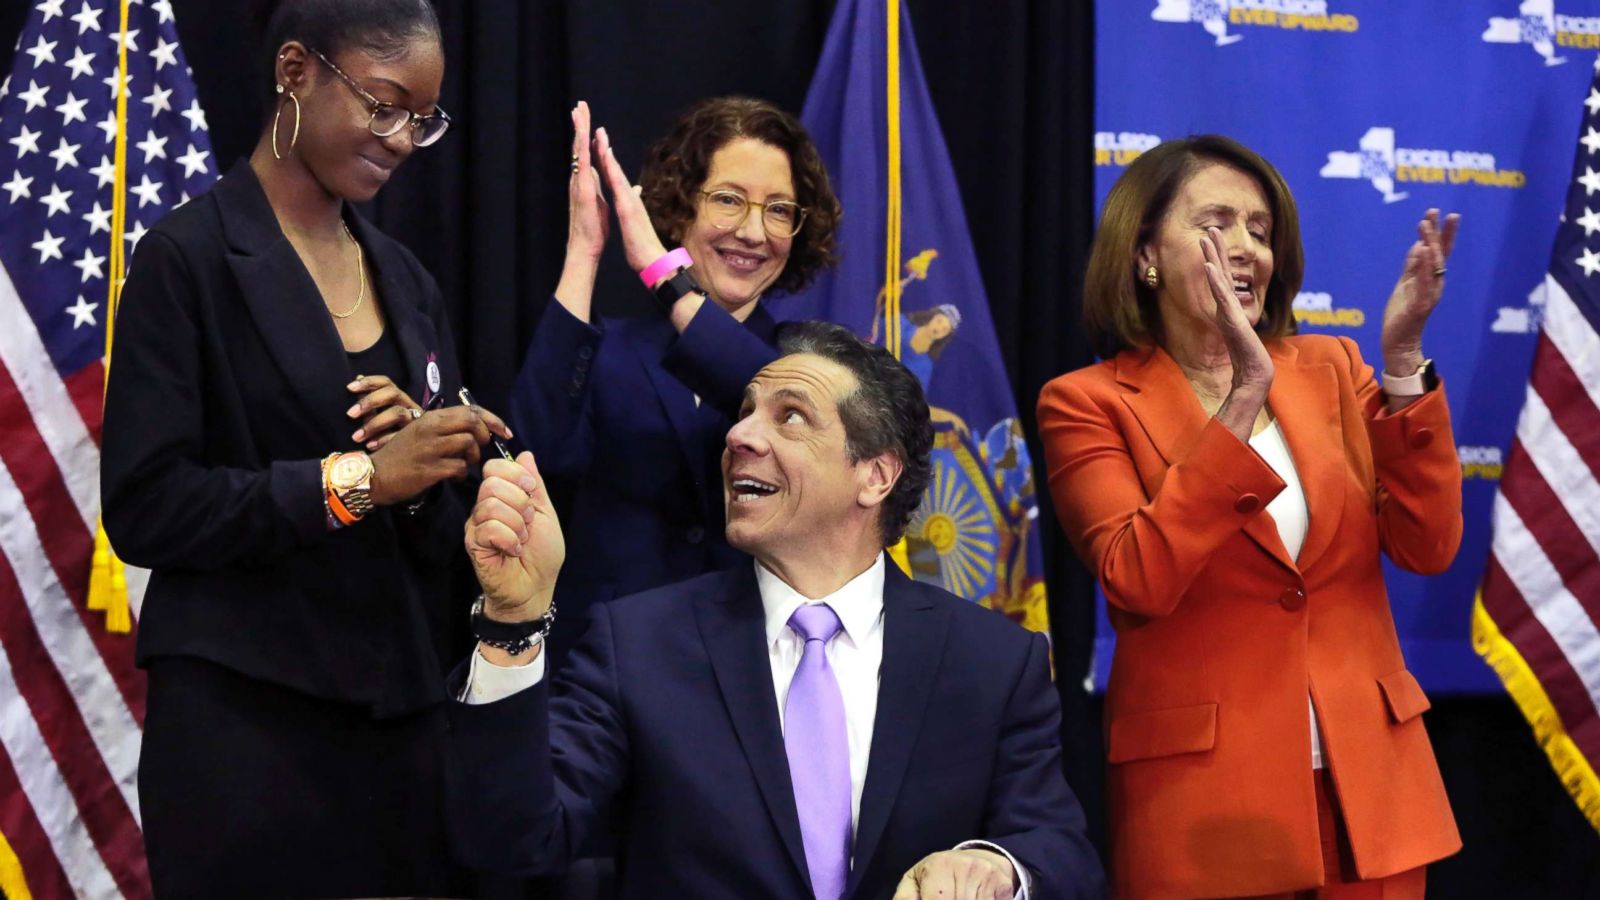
(1476, 59), (1600, 834)
(0, 0), (215, 896)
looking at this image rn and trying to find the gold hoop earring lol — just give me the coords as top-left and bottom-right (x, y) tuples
(1143, 265), (1159, 289)
(271, 85), (301, 160)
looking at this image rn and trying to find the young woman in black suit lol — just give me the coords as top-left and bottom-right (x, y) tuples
(100, 1), (509, 895)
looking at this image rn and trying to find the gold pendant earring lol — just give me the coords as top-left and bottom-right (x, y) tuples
(271, 85), (302, 160)
(1144, 265), (1160, 289)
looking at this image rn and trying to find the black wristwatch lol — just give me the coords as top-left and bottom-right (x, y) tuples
(470, 594), (555, 655)
(653, 266), (703, 309)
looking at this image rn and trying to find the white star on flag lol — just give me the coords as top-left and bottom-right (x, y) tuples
(66, 296), (99, 328)
(1581, 166), (1600, 196)
(125, 219), (149, 251)
(2, 172), (33, 202)
(1577, 246), (1600, 277)
(24, 35), (58, 68)
(39, 182), (72, 216)
(175, 143), (210, 178)
(1587, 88), (1600, 117)
(9, 125), (42, 157)
(151, 38), (178, 71)
(32, 229), (65, 263)
(1583, 127), (1600, 156)
(180, 98), (208, 132)
(70, 0), (102, 34)
(1578, 207), (1600, 237)
(135, 130), (168, 163)
(152, 0), (174, 23)
(37, 0), (66, 22)
(101, 70), (131, 102)
(55, 91), (88, 125)
(97, 111), (118, 143)
(64, 45), (95, 79)
(142, 85), (173, 116)
(130, 173), (163, 207)
(18, 79), (50, 112)
(82, 201), (112, 234)
(72, 245), (105, 282)
(110, 28), (141, 54)
(47, 136), (80, 170)
(89, 155), (115, 187)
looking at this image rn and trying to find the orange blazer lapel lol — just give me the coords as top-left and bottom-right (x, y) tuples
(1115, 344), (1310, 574)
(1264, 340), (1348, 573)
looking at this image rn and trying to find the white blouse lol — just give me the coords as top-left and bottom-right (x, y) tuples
(1249, 420), (1324, 769)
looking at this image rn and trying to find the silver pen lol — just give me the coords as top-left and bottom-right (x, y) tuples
(457, 386), (514, 461)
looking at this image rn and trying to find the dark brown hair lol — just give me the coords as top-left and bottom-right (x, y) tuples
(774, 322), (933, 546)
(1082, 134), (1304, 358)
(639, 97), (841, 295)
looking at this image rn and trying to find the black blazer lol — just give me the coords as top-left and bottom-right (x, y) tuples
(446, 563), (1106, 899)
(102, 161), (468, 716)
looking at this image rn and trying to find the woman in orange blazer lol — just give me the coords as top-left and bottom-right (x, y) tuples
(1038, 135), (1463, 899)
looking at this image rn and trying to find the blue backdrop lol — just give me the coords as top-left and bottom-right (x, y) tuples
(1094, 0), (1600, 692)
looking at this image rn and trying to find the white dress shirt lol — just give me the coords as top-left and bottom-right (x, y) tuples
(1251, 419), (1323, 769)
(464, 553), (1031, 896)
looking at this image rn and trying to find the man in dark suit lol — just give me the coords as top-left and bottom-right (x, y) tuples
(449, 321), (1104, 899)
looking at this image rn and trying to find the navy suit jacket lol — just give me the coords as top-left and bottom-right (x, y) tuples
(507, 300), (779, 660)
(446, 563), (1105, 899)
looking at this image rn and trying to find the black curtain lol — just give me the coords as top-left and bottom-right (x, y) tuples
(6, 0), (1599, 894)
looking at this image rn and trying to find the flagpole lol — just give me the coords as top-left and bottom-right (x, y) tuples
(88, 0), (135, 634)
(884, 0), (902, 361)
(883, 0), (914, 577)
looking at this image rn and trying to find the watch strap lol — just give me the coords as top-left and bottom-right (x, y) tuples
(471, 595), (556, 655)
(1382, 358), (1437, 397)
(653, 267), (703, 309)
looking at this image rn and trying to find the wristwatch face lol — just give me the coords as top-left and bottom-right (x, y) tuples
(330, 453), (372, 489)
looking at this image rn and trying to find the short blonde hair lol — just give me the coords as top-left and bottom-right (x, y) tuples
(1083, 135), (1304, 358)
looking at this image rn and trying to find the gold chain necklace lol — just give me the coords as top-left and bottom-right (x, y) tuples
(328, 222), (366, 320)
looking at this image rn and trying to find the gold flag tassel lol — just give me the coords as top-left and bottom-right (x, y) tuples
(883, 0), (911, 577)
(87, 0), (136, 634)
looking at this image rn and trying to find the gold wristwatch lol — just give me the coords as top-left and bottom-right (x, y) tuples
(328, 451), (376, 519)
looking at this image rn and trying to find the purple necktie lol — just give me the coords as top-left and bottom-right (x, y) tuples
(784, 604), (852, 900)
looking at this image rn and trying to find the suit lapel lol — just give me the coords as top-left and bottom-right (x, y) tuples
(847, 567), (947, 896)
(1115, 345), (1297, 573)
(1115, 347), (1211, 473)
(634, 322), (711, 501)
(216, 163), (353, 449)
(1265, 342), (1346, 571)
(693, 566), (812, 889)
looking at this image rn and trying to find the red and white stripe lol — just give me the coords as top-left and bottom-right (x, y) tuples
(1484, 273), (1600, 768)
(0, 260), (150, 896)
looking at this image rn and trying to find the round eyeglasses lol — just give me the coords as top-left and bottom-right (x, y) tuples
(699, 190), (807, 239)
(309, 48), (451, 148)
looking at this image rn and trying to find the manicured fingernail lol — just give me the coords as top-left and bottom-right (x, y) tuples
(504, 427), (514, 439)
(347, 381), (362, 390)
(523, 506), (535, 522)
(346, 403), (361, 417)
(366, 441), (379, 450)
(519, 477), (537, 492)
(513, 544), (523, 557)
(352, 429), (365, 441)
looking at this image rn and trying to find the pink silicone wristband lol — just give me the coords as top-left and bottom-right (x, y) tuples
(640, 248), (693, 288)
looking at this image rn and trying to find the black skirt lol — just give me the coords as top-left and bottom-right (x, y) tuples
(139, 656), (473, 899)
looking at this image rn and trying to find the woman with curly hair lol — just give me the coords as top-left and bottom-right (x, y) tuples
(507, 97), (841, 660)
